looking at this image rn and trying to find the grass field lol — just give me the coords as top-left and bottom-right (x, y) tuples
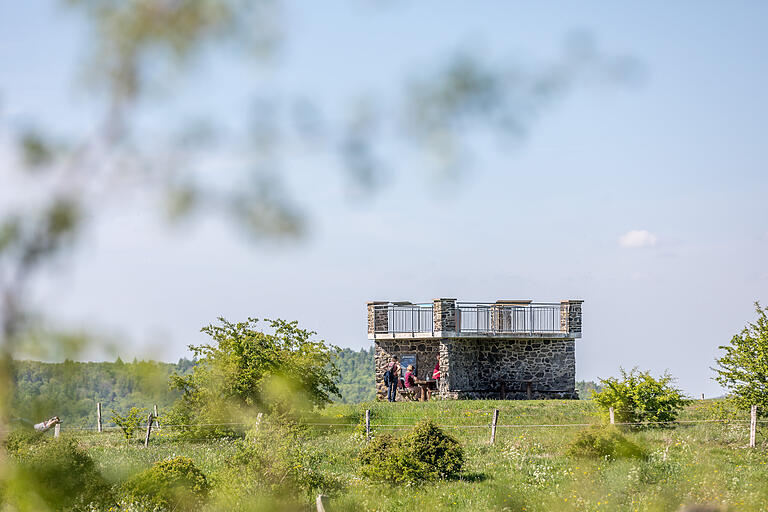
(60, 399), (768, 511)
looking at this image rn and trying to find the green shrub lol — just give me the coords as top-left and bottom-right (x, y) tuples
(5, 438), (113, 511)
(111, 406), (147, 441)
(3, 429), (45, 458)
(123, 456), (210, 510)
(359, 420), (464, 484)
(593, 368), (690, 426)
(229, 418), (336, 498)
(405, 420), (464, 479)
(567, 425), (646, 460)
(358, 434), (403, 482)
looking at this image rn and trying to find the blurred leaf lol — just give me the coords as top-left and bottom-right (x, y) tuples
(230, 177), (303, 238)
(18, 131), (55, 169)
(45, 199), (80, 238)
(166, 184), (198, 221)
(0, 218), (21, 254)
(69, 0), (279, 102)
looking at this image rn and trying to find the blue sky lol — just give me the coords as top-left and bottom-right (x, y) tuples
(1, 1), (767, 396)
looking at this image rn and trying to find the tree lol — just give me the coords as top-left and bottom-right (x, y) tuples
(168, 317), (339, 435)
(111, 407), (148, 442)
(593, 368), (690, 426)
(714, 302), (768, 414)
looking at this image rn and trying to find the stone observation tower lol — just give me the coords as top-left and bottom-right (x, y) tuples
(368, 298), (583, 400)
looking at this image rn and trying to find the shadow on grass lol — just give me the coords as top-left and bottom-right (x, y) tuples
(455, 471), (488, 483)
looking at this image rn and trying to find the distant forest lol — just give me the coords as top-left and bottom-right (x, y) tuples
(10, 348), (601, 426)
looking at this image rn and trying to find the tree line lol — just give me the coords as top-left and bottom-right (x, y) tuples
(10, 345), (610, 428)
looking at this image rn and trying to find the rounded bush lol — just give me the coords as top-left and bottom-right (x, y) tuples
(359, 420), (464, 484)
(123, 456), (210, 509)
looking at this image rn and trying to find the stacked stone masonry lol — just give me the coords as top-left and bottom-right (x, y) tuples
(367, 302), (389, 334)
(375, 336), (577, 400)
(433, 298), (456, 332)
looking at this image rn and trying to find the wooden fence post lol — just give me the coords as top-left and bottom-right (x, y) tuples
(316, 494), (327, 512)
(490, 409), (499, 444)
(609, 407), (615, 425)
(97, 402), (102, 433)
(54, 423), (60, 438)
(254, 412), (263, 433)
(365, 409), (371, 439)
(144, 413), (153, 448)
(750, 405), (757, 448)
(153, 405), (159, 427)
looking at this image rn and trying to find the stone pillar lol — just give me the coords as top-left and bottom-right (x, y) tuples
(367, 301), (389, 334)
(437, 339), (455, 399)
(560, 300), (583, 337)
(433, 298), (457, 333)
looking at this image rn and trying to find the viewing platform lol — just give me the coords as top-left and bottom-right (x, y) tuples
(367, 298), (583, 340)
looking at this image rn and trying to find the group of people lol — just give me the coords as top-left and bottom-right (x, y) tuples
(383, 355), (441, 402)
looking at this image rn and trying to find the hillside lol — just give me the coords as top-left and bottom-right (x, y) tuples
(10, 350), (600, 427)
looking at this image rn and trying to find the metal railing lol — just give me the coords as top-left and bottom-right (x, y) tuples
(373, 302), (564, 335)
(383, 303), (434, 334)
(457, 303), (563, 334)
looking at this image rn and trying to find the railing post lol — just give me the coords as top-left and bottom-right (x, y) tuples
(97, 402), (102, 433)
(529, 306), (533, 334)
(365, 409), (371, 439)
(750, 405), (757, 448)
(560, 300), (583, 337)
(609, 407), (615, 425)
(367, 301), (389, 335)
(433, 299), (457, 333)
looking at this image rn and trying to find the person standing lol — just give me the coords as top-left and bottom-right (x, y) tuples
(432, 361), (441, 381)
(384, 355), (400, 402)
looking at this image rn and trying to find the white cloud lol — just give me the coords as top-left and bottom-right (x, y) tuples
(618, 229), (658, 248)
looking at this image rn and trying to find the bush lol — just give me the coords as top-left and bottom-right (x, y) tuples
(359, 420), (464, 484)
(5, 437), (113, 511)
(123, 456), (210, 510)
(3, 429), (45, 458)
(359, 434), (403, 482)
(567, 425), (646, 460)
(593, 368), (690, 426)
(228, 418), (336, 498)
(406, 420), (464, 479)
(111, 406), (148, 441)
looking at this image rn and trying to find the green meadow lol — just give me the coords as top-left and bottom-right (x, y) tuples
(53, 399), (768, 512)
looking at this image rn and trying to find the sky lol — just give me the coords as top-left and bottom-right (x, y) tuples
(1, 1), (767, 397)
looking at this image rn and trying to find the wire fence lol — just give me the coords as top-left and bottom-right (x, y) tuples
(22, 404), (762, 448)
(25, 417), (768, 431)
